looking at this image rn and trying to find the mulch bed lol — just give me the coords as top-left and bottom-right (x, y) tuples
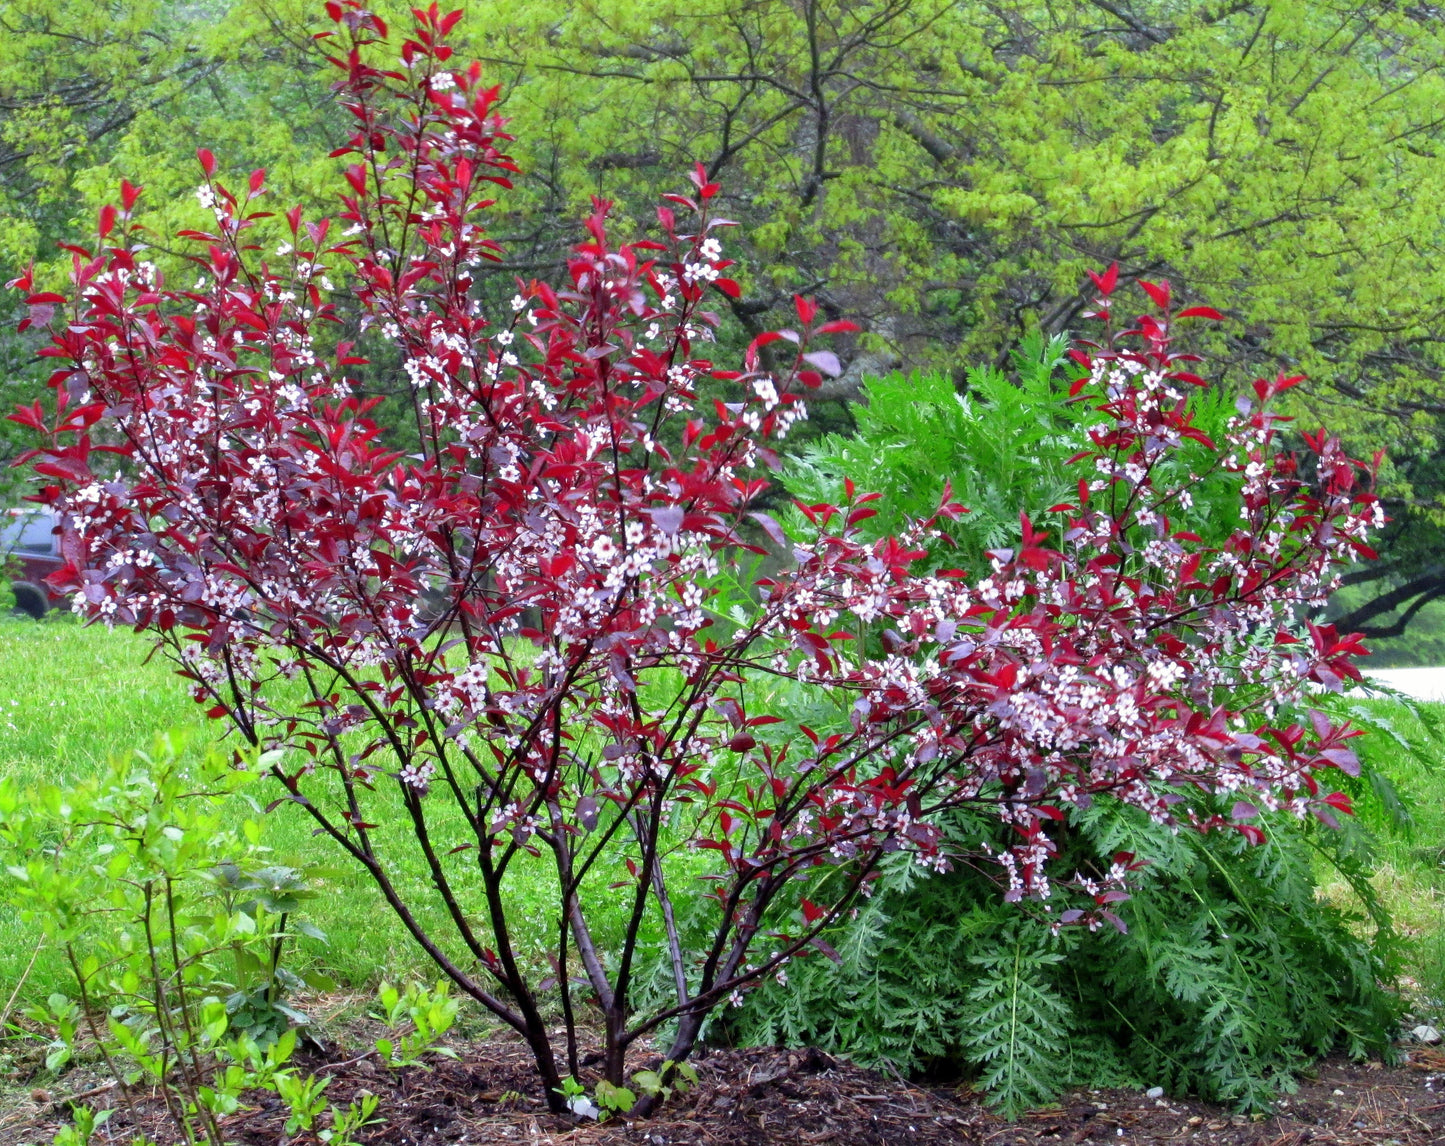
(5, 1034), (1445, 1145)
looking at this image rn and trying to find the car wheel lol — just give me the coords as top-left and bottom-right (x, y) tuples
(10, 581), (49, 620)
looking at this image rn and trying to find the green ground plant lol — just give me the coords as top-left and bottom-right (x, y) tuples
(0, 729), (467, 1144)
(0, 733), (334, 1142)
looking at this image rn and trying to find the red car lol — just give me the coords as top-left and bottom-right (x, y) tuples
(2, 507), (64, 619)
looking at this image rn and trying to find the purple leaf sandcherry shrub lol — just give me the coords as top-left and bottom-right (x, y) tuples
(9, 2), (1382, 1115)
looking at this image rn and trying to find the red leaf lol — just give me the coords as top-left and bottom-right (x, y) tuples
(1319, 745), (1361, 777)
(1176, 306), (1224, 321)
(197, 148), (216, 177)
(749, 511), (787, 548)
(1139, 279), (1171, 310)
(1087, 262), (1119, 295)
(1322, 791), (1354, 816)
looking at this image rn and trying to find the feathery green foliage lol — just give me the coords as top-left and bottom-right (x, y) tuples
(959, 927), (1072, 1119)
(732, 797), (1401, 1115)
(784, 334), (1088, 566)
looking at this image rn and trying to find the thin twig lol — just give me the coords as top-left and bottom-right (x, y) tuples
(0, 941), (43, 1033)
(46, 1081), (117, 1110)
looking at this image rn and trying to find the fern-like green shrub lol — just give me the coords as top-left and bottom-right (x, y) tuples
(733, 343), (1403, 1115)
(732, 799), (1400, 1115)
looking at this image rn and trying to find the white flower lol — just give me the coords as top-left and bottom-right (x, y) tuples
(400, 760), (437, 789)
(682, 262), (719, 284)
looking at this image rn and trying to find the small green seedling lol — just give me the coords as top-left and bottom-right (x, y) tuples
(372, 981), (458, 1067)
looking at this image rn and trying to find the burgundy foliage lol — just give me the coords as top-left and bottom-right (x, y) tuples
(10, 2), (1381, 1114)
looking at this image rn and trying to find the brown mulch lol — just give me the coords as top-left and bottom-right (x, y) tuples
(5, 1034), (1445, 1145)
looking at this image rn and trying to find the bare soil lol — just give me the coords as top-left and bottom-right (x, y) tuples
(5, 1033), (1444, 1146)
